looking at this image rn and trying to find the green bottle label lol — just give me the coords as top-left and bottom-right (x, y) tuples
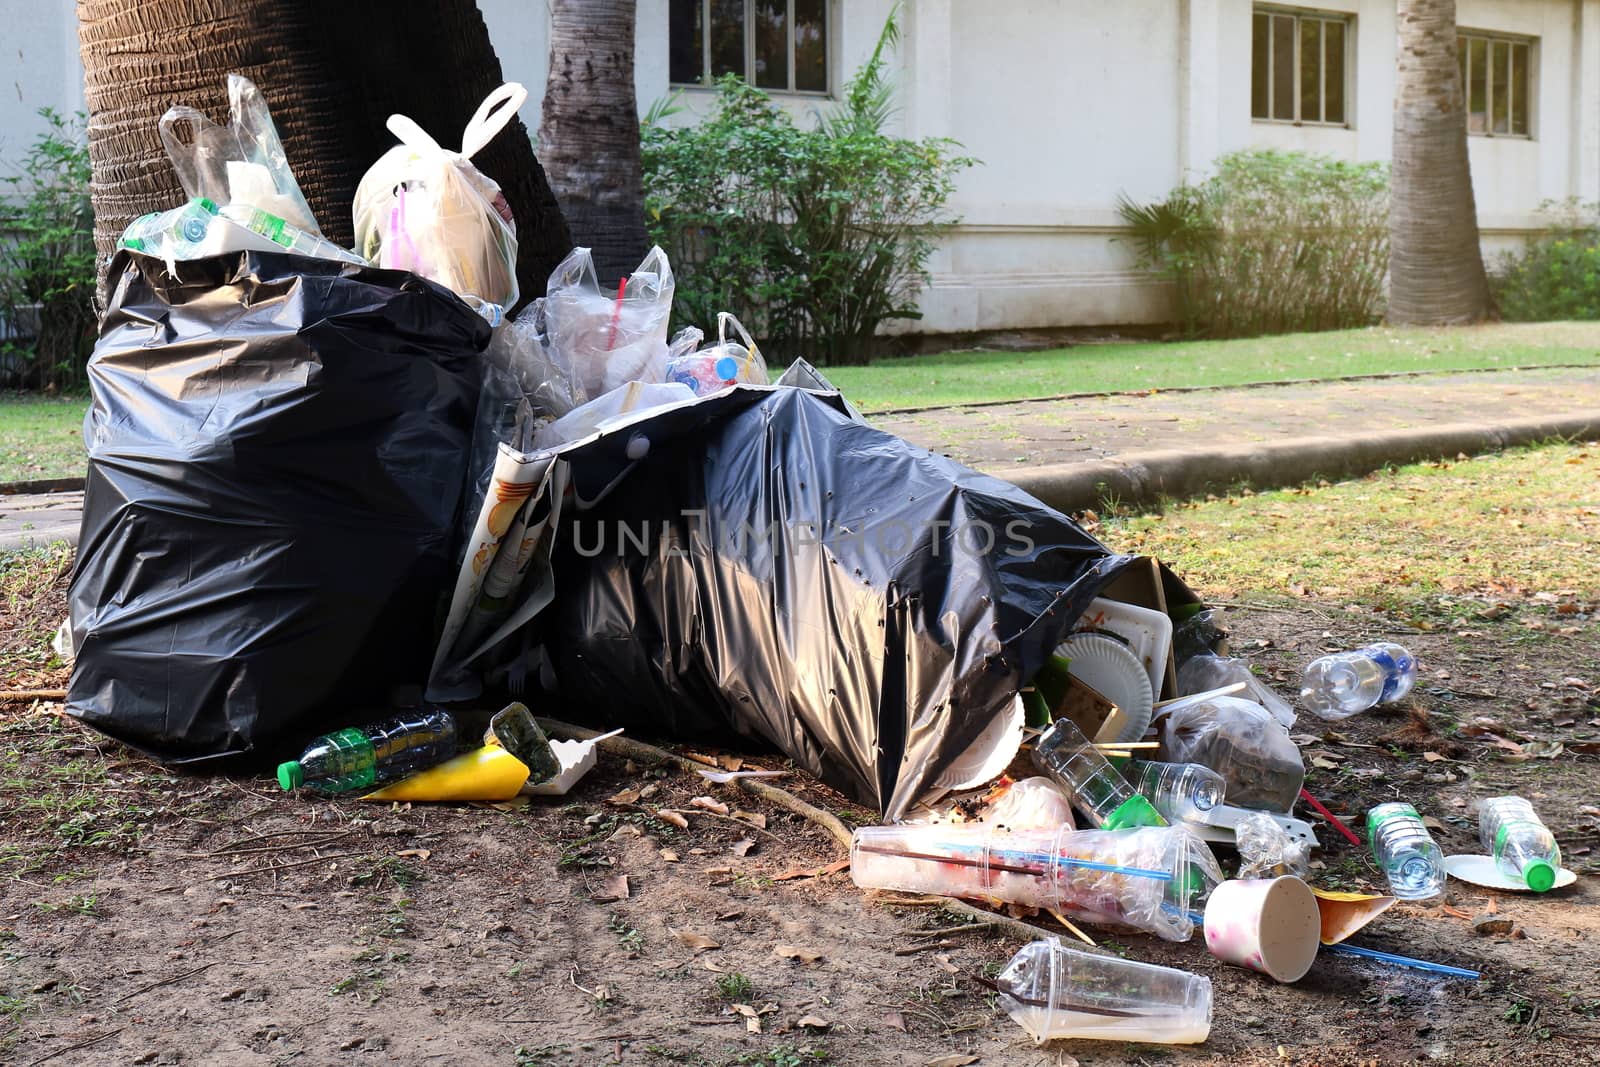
(1103, 794), (1167, 830)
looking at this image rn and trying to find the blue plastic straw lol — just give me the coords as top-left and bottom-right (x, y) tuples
(1323, 942), (1481, 980)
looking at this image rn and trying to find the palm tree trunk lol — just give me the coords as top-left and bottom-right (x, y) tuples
(76, 0), (571, 310)
(540, 0), (650, 286)
(1389, 0), (1490, 324)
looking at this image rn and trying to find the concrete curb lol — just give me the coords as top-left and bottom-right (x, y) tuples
(1005, 411), (1600, 515)
(0, 476), (85, 495)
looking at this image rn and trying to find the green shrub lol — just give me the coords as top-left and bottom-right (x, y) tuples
(0, 109), (96, 393)
(1492, 199), (1600, 321)
(641, 12), (973, 365)
(1119, 150), (1388, 338)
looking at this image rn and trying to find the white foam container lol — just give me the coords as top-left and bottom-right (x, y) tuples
(1074, 597), (1173, 697)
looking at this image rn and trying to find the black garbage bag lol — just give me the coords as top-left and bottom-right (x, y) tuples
(537, 386), (1141, 818)
(67, 251), (487, 765)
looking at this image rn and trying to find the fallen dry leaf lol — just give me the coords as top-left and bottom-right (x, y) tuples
(660, 849), (680, 862)
(733, 810), (767, 829)
(883, 1011), (907, 1032)
(657, 810), (689, 829)
(718, 755), (744, 771)
(715, 910), (744, 921)
(797, 1014), (830, 1030)
(671, 928), (721, 953)
(608, 787), (642, 806)
(690, 796), (730, 816)
(1522, 740), (1564, 759)
(772, 858), (851, 882)
(774, 944), (823, 964)
(732, 1003), (760, 1033)
(395, 848), (431, 861)
(592, 874), (629, 903)
(925, 1056), (978, 1067)
(684, 751), (719, 767)
(1421, 816), (1446, 832)
(933, 952), (960, 975)
(1422, 751), (1445, 763)
(731, 838), (756, 858)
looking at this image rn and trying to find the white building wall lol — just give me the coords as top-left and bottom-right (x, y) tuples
(5, 0), (1598, 334)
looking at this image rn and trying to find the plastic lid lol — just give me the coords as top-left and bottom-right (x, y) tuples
(197, 197), (219, 214)
(276, 761), (303, 791)
(1522, 858), (1556, 893)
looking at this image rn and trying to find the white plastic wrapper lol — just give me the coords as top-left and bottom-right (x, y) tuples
(159, 74), (322, 235)
(1235, 810), (1312, 879)
(540, 245), (675, 401)
(981, 777), (1076, 832)
(353, 84), (523, 307)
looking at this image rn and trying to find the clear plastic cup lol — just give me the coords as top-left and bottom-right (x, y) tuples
(997, 937), (1213, 1044)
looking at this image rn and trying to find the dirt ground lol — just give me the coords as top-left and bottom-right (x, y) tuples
(3, 556), (1599, 1067)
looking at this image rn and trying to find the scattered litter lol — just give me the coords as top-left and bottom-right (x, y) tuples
(697, 769), (787, 784)
(994, 938), (1211, 1044)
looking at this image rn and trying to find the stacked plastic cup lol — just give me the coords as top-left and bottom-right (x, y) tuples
(996, 938), (1213, 1044)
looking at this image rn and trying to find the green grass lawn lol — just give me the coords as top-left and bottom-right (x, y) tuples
(824, 321), (1600, 412)
(0, 394), (86, 484)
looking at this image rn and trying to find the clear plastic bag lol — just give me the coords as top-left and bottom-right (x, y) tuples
(159, 74), (321, 235)
(665, 312), (769, 396)
(352, 83), (524, 307)
(1177, 652), (1296, 727)
(1155, 695), (1304, 813)
(981, 777), (1076, 832)
(1235, 810), (1312, 879)
(540, 245), (675, 402)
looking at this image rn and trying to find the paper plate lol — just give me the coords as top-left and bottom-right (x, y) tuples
(1443, 853), (1579, 891)
(931, 694), (1026, 793)
(1056, 632), (1154, 744)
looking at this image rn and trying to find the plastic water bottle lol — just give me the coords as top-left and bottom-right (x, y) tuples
(277, 708), (458, 794)
(1032, 718), (1166, 830)
(1366, 801), (1445, 900)
(1300, 642), (1416, 720)
(117, 197), (219, 254)
(1479, 796), (1562, 892)
(219, 203), (368, 265)
(1127, 760), (1227, 825)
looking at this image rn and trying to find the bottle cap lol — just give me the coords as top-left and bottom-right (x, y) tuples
(276, 761), (304, 791)
(197, 197), (219, 214)
(1522, 858), (1556, 893)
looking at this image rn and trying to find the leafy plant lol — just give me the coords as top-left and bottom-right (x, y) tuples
(1118, 150), (1388, 338)
(1492, 198), (1600, 321)
(641, 8), (974, 365)
(714, 971), (753, 1001)
(0, 109), (96, 393)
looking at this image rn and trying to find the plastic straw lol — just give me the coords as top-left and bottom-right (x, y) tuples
(1324, 942), (1481, 980)
(1300, 787), (1364, 848)
(605, 276), (628, 351)
(855, 843), (1173, 882)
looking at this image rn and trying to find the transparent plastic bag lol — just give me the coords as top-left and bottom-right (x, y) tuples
(540, 245), (675, 401)
(352, 83), (524, 307)
(531, 380), (696, 453)
(159, 74), (321, 235)
(665, 313), (769, 396)
(1235, 810), (1312, 879)
(981, 777), (1076, 832)
(1177, 652), (1296, 727)
(1156, 695), (1304, 813)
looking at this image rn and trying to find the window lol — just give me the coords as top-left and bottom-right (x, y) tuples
(669, 0), (829, 93)
(1458, 32), (1531, 137)
(1251, 8), (1348, 126)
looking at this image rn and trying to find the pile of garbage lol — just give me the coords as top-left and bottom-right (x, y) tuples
(60, 77), (1572, 1050)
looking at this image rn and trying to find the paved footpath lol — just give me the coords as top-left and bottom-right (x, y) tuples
(4, 365), (1599, 551)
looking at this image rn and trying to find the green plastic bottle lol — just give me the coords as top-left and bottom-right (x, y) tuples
(277, 708), (458, 794)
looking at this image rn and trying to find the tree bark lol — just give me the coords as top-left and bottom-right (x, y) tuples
(76, 0), (571, 310)
(540, 0), (650, 287)
(1389, 0), (1490, 324)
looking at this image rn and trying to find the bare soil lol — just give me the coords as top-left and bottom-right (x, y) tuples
(3, 559), (1599, 1067)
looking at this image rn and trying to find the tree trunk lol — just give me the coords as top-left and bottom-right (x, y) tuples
(1389, 0), (1490, 324)
(76, 0), (571, 311)
(540, 0), (650, 287)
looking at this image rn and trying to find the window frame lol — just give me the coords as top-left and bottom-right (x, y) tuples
(1457, 29), (1535, 140)
(669, 0), (833, 97)
(1251, 5), (1354, 129)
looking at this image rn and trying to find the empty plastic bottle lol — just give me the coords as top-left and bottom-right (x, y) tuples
(1127, 759), (1227, 825)
(117, 197), (219, 255)
(277, 708), (458, 794)
(219, 203), (368, 265)
(1366, 801), (1445, 900)
(1479, 796), (1562, 892)
(1032, 718), (1166, 830)
(1300, 642), (1416, 720)
(996, 937), (1213, 1045)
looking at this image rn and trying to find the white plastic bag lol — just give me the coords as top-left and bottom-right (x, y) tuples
(353, 83), (524, 306)
(665, 312), (769, 396)
(541, 245), (675, 402)
(159, 75), (321, 235)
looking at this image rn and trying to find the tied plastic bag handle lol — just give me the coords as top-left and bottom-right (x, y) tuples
(716, 312), (763, 376)
(385, 82), (528, 160)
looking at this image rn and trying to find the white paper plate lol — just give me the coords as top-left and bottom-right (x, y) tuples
(1443, 853), (1578, 891)
(930, 694), (1026, 793)
(1076, 597), (1172, 697)
(1056, 632), (1154, 745)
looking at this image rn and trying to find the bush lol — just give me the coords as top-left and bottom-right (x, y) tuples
(641, 13), (973, 365)
(0, 109), (96, 392)
(1118, 150), (1388, 338)
(1492, 199), (1600, 321)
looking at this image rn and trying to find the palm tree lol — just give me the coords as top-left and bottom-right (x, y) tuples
(75, 0), (571, 308)
(1389, 0), (1490, 324)
(539, 0), (649, 286)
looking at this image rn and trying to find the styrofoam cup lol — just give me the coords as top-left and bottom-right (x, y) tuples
(1203, 875), (1320, 982)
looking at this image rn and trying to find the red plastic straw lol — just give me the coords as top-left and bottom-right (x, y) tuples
(605, 276), (628, 351)
(1301, 787), (1363, 848)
